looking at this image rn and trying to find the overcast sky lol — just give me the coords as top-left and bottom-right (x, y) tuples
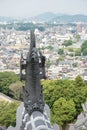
(0, 0), (87, 17)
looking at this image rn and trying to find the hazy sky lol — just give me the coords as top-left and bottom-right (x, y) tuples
(0, 0), (87, 17)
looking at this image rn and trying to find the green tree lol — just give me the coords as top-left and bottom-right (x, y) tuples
(63, 40), (73, 47)
(75, 49), (81, 56)
(72, 62), (78, 67)
(9, 81), (23, 100)
(46, 60), (52, 68)
(73, 76), (87, 113)
(80, 40), (87, 55)
(51, 98), (76, 128)
(81, 40), (87, 52)
(83, 48), (87, 56)
(0, 72), (19, 96)
(46, 46), (54, 51)
(38, 26), (45, 31)
(68, 47), (74, 52)
(0, 101), (19, 128)
(74, 75), (86, 87)
(58, 49), (64, 55)
(42, 78), (87, 126)
(42, 80), (55, 107)
(76, 34), (81, 42)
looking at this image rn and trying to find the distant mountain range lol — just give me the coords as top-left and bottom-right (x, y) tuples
(51, 14), (87, 23)
(0, 12), (87, 23)
(27, 12), (58, 22)
(28, 12), (87, 23)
